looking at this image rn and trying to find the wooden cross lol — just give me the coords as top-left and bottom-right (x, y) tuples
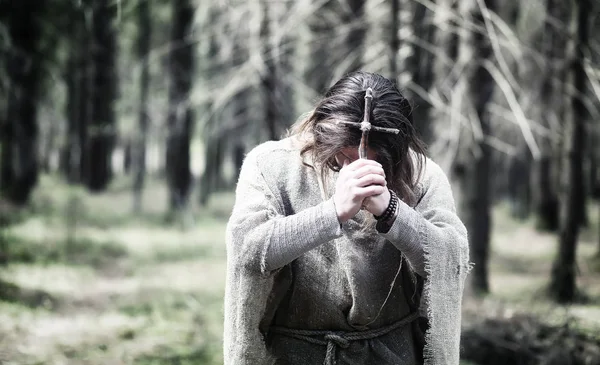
(336, 88), (400, 159)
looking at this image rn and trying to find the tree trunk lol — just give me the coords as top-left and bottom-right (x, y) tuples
(506, 3), (535, 220)
(388, 0), (399, 81)
(77, 17), (92, 185)
(227, 86), (250, 188)
(344, 0), (366, 74)
(508, 142), (532, 220)
(199, 5), (225, 206)
(86, 0), (118, 192)
(456, 0), (496, 295)
(165, 0), (195, 211)
(64, 10), (90, 184)
(534, 0), (569, 232)
(549, 0), (589, 303)
(258, 0), (297, 141)
(532, 155), (560, 230)
(40, 117), (57, 173)
(133, 0), (151, 213)
(305, 0), (335, 96)
(233, 143), (245, 183)
(260, 0), (279, 141)
(0, 0), (45, 205)
(428, 0), (459, 165)
(590, 147), (599, 200)
(122, 139), (132, 174)
(405, 0), (435, 145)
(199, 136), (225, 206)
(275, 0), (296, 132)
(597, 201), (600, 258)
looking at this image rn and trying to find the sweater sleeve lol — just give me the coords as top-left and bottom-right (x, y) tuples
(226, 148), (343, 276)
(379, 159), (468, 277)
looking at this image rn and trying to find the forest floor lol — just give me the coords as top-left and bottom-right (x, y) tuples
(0, 175), (599, 365)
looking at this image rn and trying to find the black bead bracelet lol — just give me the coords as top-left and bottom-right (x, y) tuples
(375, 189), (398, 222)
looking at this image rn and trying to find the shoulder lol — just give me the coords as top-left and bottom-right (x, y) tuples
(413, 155), (453, 203)
(408, 150), (448, 187)
(422, 157), (448, 183)
(244, 138), (298, 162)
(240, 138), (303, 178)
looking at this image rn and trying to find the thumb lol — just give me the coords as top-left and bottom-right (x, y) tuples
(342, 158), (350, 168)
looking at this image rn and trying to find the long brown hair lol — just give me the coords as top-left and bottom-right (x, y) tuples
(288, 71), (427, 205)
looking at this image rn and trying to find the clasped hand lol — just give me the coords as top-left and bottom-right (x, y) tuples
(333, 158), (391, 223)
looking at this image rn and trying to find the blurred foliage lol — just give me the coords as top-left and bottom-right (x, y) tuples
(1, 0), (600, 363)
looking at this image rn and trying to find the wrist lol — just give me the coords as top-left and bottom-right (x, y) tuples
(375, 190), (399, 233)
(332, 197), (349, 224)
(374, 190), (398, 221)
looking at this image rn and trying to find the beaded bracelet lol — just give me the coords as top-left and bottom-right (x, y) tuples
(375, 189), (398, 221)
(375, 190), (399, 233)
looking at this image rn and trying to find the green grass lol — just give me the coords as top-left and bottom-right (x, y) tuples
(2, 233), (128, 269)
(0, 174), (599, 365)
(0, 175), (228, 365)
(463, 200), (600, 337)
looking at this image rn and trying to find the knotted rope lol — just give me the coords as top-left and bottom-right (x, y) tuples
(269, 311), (420, 365)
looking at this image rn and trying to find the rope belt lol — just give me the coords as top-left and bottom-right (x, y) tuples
(269, 311), (420, 365)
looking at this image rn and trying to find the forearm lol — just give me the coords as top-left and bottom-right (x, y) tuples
(378, 201), (427, 276)
(263, 198), (343, 272)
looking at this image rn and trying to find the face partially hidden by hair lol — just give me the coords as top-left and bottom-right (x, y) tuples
(334, 146), (378, 168)
(300, 71), (425, 203)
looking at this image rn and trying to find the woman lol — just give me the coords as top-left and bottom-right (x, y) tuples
(224, 71), (470, 365)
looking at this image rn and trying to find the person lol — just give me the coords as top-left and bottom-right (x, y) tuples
(223, 71), (470, 365)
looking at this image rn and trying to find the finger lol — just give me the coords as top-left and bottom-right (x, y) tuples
(355, 174), (386, 187)
(352, 165), (385, 179)
(346, 158), (381, 171)
(353, 185), (386, 199)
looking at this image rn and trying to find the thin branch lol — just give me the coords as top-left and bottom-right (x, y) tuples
(483, 59), (541, 159)
(476, 0), (520, 92)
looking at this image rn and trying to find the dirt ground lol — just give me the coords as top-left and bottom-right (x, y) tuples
(0, 176), (598, 365)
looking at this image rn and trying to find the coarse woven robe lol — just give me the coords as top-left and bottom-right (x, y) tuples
(224, 137), (470, 364)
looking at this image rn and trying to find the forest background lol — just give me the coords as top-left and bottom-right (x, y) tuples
(1, 0), (600, 364)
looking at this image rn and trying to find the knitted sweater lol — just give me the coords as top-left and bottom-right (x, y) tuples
(224, 137), (470, 364)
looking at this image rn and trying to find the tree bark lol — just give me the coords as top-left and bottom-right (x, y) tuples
(532, 155), (560, 230)
(260, 0), (280, 141)
(534, 0), (569, 232)
(233, 143), (245, 183)
(590, 147), (599, 200)
(165, 0), (195, 211)
(199, 4), (225, 207)
(455, 0), (496, 295)
(77, 15), (92, 185)
(199, 136), (225, 206)
(305, 0), (336, 96)
(428, 0), (459, 165)
(133, 0), (152, 213)
(63, 8), (90, 184)
(344, 0), (366, 74)
(275, 0), (296, 132)
(0, 0), (45, 205)
(388, 0), (399, 81)
(259, 0), (297, 141)
(508, 142), (532, 220)
(86, 0), (118, 192)
(405, 0), (435, 145)
(549, 0), (589, 303)
(505, 4), (535, 220)
(40, 115), (57, 173)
